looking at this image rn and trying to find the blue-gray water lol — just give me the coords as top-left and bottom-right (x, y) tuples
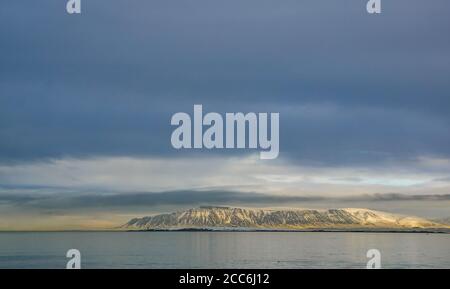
(0, 232), (448, 269)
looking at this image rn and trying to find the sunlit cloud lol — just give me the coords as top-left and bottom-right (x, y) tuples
(1, 155), (450, 196)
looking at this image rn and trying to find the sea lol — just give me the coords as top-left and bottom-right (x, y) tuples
(0, 231), (448, 269)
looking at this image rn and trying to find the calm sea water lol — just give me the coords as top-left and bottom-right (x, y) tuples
(0, 232), (448, 269)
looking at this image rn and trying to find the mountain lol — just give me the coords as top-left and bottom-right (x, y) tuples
(123, 206), (449, 231)
(434, 217), (450, 226)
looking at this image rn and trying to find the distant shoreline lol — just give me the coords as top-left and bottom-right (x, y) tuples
(1, 228), (449, 234)
(127, 228), (450, 234)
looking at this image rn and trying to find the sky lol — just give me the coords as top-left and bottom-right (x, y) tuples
(1, 0), (450, 230)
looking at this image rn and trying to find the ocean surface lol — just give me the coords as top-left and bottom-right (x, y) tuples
(0, 231), (448, 269)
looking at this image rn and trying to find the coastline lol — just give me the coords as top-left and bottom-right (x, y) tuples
(126, 228), (450, 234)
(1, 228), (448, 234)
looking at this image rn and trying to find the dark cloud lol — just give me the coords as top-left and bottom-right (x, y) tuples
(341, 193), (450, 202)
(1, 190), (448, 211)
(0, 190), (320, 210)
(1, 0), (450, 165)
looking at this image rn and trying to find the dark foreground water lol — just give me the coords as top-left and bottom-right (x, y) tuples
(0, 232), (448, 269)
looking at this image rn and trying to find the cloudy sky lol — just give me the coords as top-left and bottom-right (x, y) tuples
(1, 0), (450, 230)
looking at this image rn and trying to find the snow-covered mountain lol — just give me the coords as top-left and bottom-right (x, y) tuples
(434, 217), (450, 226)
(123, 206), (448, 230)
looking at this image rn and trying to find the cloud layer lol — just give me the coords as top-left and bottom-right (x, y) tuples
(1, 190), (449, 211)
(1, 0), (450, 166)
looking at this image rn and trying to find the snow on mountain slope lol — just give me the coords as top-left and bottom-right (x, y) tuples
(123, 206), (447, 230)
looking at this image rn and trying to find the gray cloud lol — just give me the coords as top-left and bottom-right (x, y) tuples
(1, 0), (450, 166)
(434, 177), (450, 182)
(1, 191), (449, 211)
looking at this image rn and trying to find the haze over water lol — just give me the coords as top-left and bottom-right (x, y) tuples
(0, 232), (448, 269)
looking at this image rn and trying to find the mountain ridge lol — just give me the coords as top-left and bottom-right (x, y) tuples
(123, 206), (449, 231)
